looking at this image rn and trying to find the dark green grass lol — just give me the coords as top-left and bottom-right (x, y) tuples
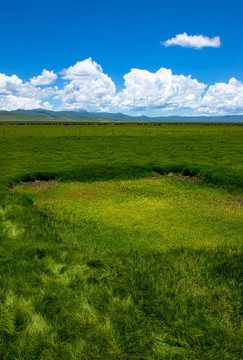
(0, 124), (242, 359)
(0, 123), (242, 189)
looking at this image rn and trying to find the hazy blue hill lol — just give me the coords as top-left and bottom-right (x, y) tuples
(0, 109), (243, 123)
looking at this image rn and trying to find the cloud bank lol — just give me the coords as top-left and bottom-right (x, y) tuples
(162, 33), (221, 49)
(0, 58), (242, 116)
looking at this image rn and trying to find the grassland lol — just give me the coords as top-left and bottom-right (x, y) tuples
(0, 123), (242, 359)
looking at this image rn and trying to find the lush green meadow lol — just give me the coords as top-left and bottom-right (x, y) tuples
(0, 123), (242, 359)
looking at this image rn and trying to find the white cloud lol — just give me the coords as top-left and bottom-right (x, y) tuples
(0, 73), (57, 98)
(56, 58), (116, 110)
(162, 33), (221, 49)
(0, 73), (23, 95)
(0, 95), (52, 111)
(1, 59), (243, 116)
(30, 69), (57, 85)
(200, 78), (243, 114)
(60, 57), (103, 80)
(112, 67), (206, 111)
(0, 73), (57, 110)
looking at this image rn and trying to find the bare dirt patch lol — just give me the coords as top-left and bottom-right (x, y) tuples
(13, 179), (59, 192)
(232, 197), (243, 207)
(150, 170), (205, 183)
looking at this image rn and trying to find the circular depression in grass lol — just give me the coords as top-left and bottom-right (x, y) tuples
(13, 174), (242, 252)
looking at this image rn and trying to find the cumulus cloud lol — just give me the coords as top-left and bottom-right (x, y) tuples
(0, 73), (23, 95)
(0, 95), (52, 111)
(162, 33), (221, 49)
(30, 69), (57, 86)
(1, 58), (243, 116)
(56, 58), (116, 110)
(0, 73), (57, 98)
(200, 78), (243, 114)
(113, 67), (206, 111)
(0, 72), (57, 110)
(60, 57), (103, 80)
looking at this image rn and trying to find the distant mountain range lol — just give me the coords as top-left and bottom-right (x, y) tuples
(0, 109), (243, 123)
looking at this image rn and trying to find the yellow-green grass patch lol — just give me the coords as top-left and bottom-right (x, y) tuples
(13, 175), (243, 252)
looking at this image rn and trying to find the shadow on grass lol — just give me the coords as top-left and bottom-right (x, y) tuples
(6, 163), (242, 193)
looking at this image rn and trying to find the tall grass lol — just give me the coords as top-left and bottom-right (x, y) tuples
(0, 124), (242, 359)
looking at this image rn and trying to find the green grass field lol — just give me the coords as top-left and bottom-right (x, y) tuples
(0, 123), (242, 359)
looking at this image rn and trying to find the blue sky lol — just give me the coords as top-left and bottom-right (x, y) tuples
(0, 0), (243, 115)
